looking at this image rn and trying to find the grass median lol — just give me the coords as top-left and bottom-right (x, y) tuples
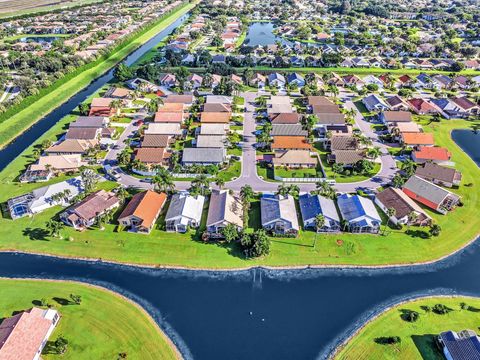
(335, 296), (480, 360)
(0, 1), (195, 149)
(0, 278), (178, 359)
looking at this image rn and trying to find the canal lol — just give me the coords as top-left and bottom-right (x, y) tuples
(0, 13), (190, 171)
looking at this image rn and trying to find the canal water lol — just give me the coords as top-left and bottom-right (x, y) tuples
(0, 13), (190, 171)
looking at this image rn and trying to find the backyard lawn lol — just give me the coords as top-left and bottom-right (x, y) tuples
(0, 279), (178, 359)
(335, 296), (480, 360)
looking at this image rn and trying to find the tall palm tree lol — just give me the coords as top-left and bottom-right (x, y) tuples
(315, 214), (325, 233)
(401, 159), (416, 177)
(215, 177), (225, 190)
(46, 219), (64, 238)
(367, 146), (382, 160)
(109, 99), (123, 116)
(153, 167), (175, 194)
(384, 207), (396, 235)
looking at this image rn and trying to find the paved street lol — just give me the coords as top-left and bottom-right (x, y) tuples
(108, 91), (398, 194)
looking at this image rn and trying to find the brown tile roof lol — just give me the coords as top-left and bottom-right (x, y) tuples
(270, 113), (301, 124)
(272, 136), (312, 150)
(46, 139), (97, 154)
(164, 95), (194, 104)
(141, 135), (171, 148)
(118, 190), (166, 229)
(307, 96), (334, 106)
(68, 190), (119, 221)
(415, 162), (460, 183)
(332, 150), (364, 164)
(90, 97), (117, 107)
(134, 148), (168, 163)
(330, 136), (357, 150)
(312, 104), (341, 114)
(376, 187), (429, 221)
(200, 112), (231, 123)
(65, 127), (99, 140)
(402, 132), (435, 145)
(154, 112), (184, 123)
(0, 308), (57, 360)
(203, 103), (232, 112)
(316, 113), (345, 125)
(452, 96), (478, 110)
(382, 111), (412, 122)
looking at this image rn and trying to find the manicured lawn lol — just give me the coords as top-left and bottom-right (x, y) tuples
(0, 279), (177, 359)
(0, 0), (104, 19)
(217, 161), (241, 181)
(0, 2), (196, 148)
(275, 166), (319, 179)
(335, 296), (480, 360)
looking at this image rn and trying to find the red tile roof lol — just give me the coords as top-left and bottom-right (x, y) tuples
(413, 146), (451, 161)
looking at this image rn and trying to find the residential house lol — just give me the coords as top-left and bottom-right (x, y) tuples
(380, 111), (412, 126)
(199, 124), (229, 136)
(61, 190), (120, 230)
(385, 96), (410, 111)
(337, 194), (382, 233)
(118, 191), (166, 234)
(260, 194), (299, 236)
(8, 177), (82, 219)
(134, 148), (169, 168)
(196, 135), (226, 148)
(412, 146), (451, 164)
(415, 162), (461, 188)
(401, 132), (435, 147)
(298, 193), (341, 232)
(65, 127), (101, 141)
(141, 134), (171, 148)
(182, 147), (225, 165)
(154, 112), (184, 123)
(438, 330), (480, 360)
(408, 98), (440, 115)
(144, 123), (183, 137)
(159, 73), (177, 88)
(451, 97), (479, 116)
(272, 150), (317, 168)
(270, 113), (301, 124)
(271, 124), (307, 137)
(200, 112), (231, 124)
(45, 139), (98, 155)
(203, 103), (231, 113)
(329, 150), (365, 166)
(402, 175), (460, 214)
(363, 75), (384, 88)
(165, 192), (205, 232)
(287, 73), (305, 87)
(89, 97), (118, 116)
(250, 73), (266, 88)
(69, 116), (109, 128)
(0, 307), (60, 360)
(268, 72), (286, 88)
(362, 94), (389, 112)
(186, 74), (203, 89)
(375, 187), (431, 226)
(26, 154), (87, 175)
(163, 94), (194, 106)
(328, 136), (357, 151)
(271, 136), (312, 150)
(206, 190), (243, 235)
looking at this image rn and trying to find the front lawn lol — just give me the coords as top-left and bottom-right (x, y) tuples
(335, 296), (480, 360)
(275, 166), (320, 179)
(0, 279), (177, 359)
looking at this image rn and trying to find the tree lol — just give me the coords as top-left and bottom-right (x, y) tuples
(190, 174), (210, 196)
(117, 149), (131, 166)
(241, 229), (270, 258)
(384, 207), (396, 235)
(315, 214), (325, 233)
(78, 102), (90, 116)
(46, 219), (64, 238)
(315, 180), (336, 199)
(429, 223), (441, 237)
(215, 177), (225, 190)
(367, 146), (381, 160)
(240, 185), (254, 227)
(303, 114), (318, 133)
(146, 97), (164, 113)
(392, 173), (405, 188)
(109, 99), (123, 116)
(407, 211), (418, 227)
(81, 168), (98, 193)
(221, 223), (239, 243)
(54, 336), (69, 354)
(153, 167), (175, 194)
(69, 293), (82, 305)
(332, 163), (344, 179)
(113, 63), (134, 81)
(401, 159), (416, 177)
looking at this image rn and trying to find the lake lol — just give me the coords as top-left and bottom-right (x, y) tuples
(244, 22), (291, 47)
(452, 129), (480, 166)
(20, 36), (60, 43)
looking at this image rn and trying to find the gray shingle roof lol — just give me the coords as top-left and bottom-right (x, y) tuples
(182, 148), (225, 163)
(271, 124), (307, 136)
(403, 175), (456, 205)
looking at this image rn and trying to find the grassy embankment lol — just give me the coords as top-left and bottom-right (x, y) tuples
(0, 116), (478, 268)
(336, 296), (480, 360)
(0, 279), (178, 359)
(0, 1), (196, 149)
(0, 0), (104, 19)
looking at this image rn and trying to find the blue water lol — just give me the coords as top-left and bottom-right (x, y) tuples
(452, 129), (480, 166)
(244, 22), (291, 46)
(20, 36), (60, 43)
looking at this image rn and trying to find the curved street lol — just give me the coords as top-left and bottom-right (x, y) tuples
(105, 90), (397, 193)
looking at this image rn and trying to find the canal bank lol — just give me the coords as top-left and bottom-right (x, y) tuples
(1, 241), (480, 360)
(0, 1), (195, 152)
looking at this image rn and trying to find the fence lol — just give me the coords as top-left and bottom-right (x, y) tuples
(276, 177), (336, 184)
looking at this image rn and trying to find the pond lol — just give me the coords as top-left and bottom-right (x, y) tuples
(452, 129), (480, 166)
(20, 36), (61, 43)
(244, 22), (291, 47)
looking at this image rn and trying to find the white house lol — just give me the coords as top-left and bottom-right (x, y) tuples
(165, 192), (205, 232)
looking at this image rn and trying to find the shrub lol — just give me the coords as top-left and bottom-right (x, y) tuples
(374, 336), (401, 345)
(433, 304), (452, 315)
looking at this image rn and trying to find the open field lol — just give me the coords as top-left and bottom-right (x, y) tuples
(0, 278), (178, 359)
(335, 296), (480, 360)
(0, 0), (104, 19)
(0, 1), (195, 149)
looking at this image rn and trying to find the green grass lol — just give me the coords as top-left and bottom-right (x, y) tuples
(0, 2), (196, 148)
(0, 279), (177, 359)
(275, 167), (319, 179)
(335, 296), (480, 360)
(0, 0), (105, 19)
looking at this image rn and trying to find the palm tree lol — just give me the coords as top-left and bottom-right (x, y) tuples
(190, 174), (210, 196)
(332, 163), (343, 179)
(115, 187), (129, 204)
(109, 99), (123, 116)
(81, 169), (98, 193)
(407, 211), (418, 228)
(46, 219), (64, 238)
(146, 97), (164, 113)
(117, 149), (131, 166)
(276, 184), (289, 196)
(315, 214), (325, 233)
(384, 207), (396, 235)
(367, 146), (382, 160)
(429, 223), (441, 237)
(256, 96), (267, 107)
(401, 159), (416, 177)
(153, 167), (175, 194)
(215, 177), (225, 190)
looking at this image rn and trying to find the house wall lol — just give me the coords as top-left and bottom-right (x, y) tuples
(402, 188), (440, 212)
